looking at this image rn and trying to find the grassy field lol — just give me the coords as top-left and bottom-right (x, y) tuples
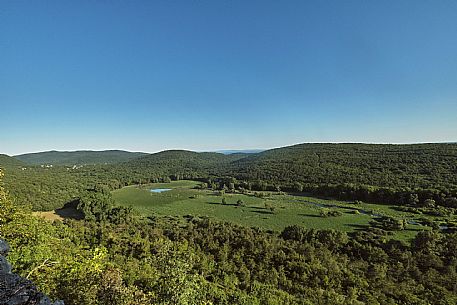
(112, 180), (434, 240)
(33, 211), (65, 221)
(33, 203), (84, 221)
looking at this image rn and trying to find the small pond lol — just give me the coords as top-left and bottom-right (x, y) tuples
(150, 188), (172, 193)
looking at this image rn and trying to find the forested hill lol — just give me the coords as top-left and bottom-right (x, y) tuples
(14, 150), (147, 165)
(0, 154), (26, 169)
(118, 143), (457, 190)
(2, 143), (457, 211)
(120, 150), (249, 177)
(227, 143), (457, 190)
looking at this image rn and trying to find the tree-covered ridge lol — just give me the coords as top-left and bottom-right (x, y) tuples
(1, 143), (457, 211)
(124, 150), (247, 169)
(1, 165), (88, 211)
(14, 150), (147, 166)
(114, 143), (457, 208)
(0, 154), (26, 169)
(229, 143), (457, 189)
(119, 150), (249, 179)
(115, 143), (457, 191)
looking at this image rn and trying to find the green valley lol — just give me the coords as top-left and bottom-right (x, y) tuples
(112, 180), (434, 240)
(2, 143), (457, 304)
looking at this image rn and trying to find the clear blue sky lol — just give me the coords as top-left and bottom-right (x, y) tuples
(1, 0), (456, 155)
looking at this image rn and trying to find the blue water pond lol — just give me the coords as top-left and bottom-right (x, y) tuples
(150, 188), (172, 193)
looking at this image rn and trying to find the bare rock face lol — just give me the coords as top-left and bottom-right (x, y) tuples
(0, 256), (11, 274)
(0, 240), (9, 256)
(0, 239), (64, 305)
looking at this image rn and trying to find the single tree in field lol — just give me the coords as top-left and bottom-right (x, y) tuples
(222, 197), (227, 205)
(236, 199), (244, 207)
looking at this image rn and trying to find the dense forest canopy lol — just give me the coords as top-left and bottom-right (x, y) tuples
(229, 143), (457, 189)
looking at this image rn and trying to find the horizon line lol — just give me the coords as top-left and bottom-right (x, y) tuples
(4, 141), (456, 156)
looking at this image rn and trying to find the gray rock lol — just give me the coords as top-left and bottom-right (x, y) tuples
(0, 256), (12, 274)
(0, 240), (10, 256)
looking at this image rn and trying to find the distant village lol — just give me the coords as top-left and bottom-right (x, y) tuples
(21, 164), (85, 170)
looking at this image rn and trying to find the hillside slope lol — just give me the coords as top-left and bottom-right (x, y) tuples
(15, 150), (147, 165)
(228, 143), (457, 189)
(0, 154), (26, 169)
(4, 143), (457, 211)
(118, 143), (457, 190)
(119, 150), (248, 177)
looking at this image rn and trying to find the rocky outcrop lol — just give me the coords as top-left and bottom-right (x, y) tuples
(0, 239), (63, 305)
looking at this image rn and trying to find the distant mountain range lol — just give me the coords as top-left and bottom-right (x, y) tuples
(215, 149), (265, 155)
(7, 149), (263, 166)
(14, 150), (147, 166)
(2, 143), (456, 192)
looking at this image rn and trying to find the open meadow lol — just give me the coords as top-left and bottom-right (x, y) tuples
(111, 180), (439, 240)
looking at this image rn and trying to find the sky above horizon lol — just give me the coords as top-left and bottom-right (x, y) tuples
(1, 1), (457, 155)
